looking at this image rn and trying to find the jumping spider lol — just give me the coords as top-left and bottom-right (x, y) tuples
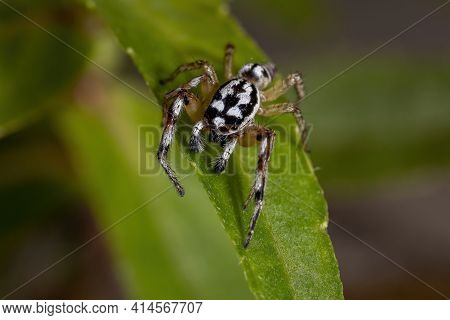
(158, 43), (307, 248)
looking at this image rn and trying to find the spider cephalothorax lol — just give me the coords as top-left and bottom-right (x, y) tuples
(158, 43), (307, 248)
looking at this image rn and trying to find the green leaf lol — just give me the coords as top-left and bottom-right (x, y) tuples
(0, 1), (90, 138)
(91, 0), (343, 299)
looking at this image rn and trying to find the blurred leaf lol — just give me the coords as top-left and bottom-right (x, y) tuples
(231, 0), (332, 36)
(56, 75), (252, 298)
(0, 124), (75, 235)
(0, 1), (90, 138)
(303, 56), (450, 189)
(91, 0), (343, 298)
(0, 123), (79, 298)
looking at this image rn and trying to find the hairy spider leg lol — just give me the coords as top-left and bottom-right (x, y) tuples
(224, 43), (235, 80)
(158, 62), (220, 197)
(258, 102), (308, 149)
(189, 119), (208, 153)
(213, 135), (239, 174)
(162, 75), (204, 125)
(242, 126), (276, 248)
(159, 60), (218, 85)
(263, 72), (305, 101)
(157, 93), (189, 196)
(158, 77), (208, 196)
(261, 72), (310, 149)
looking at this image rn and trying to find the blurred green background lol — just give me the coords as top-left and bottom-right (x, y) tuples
(1, 0), (449, 299)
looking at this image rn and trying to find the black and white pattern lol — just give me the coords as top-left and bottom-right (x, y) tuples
(242, 127), (275, 248)
(237, 63), (275, 89)
(157, 95), (187, 197)
(204, 79), (259, 134)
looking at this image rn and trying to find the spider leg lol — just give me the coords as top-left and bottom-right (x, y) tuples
(159, 60), (218, 86)
(164, 75), (206, 100)
(242, 126), (275, 248)
(189, 119), (208, 153)
(224, 43), (235, 80)
(243, 183), (256, 210)
(158, 90), (198, 197)
(263, 72), (305, 102)
(159, 62), (221, 196)
(261, 72), (309, 149)
(214, 135), (238, 174)
(162, 75), (204, 126)
(258, 102), (310, 150)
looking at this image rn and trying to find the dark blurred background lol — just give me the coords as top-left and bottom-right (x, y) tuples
(1, 0), (449, 299)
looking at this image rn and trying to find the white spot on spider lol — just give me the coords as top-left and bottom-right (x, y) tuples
(253, 66), (265, 78)
(219, 79), (240, 96)
(211, 100), (224, 111)
(189, 76), (203, 87)
(213, 117), (225, 127)
(237, 92), (251, 105)
(242, 80), (252, 90)
(226, 106), (243, 118)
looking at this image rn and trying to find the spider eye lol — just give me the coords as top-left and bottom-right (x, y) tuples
(219, 126), (228, 133)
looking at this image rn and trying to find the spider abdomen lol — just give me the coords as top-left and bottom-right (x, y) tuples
(204, 78), (260, 134)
